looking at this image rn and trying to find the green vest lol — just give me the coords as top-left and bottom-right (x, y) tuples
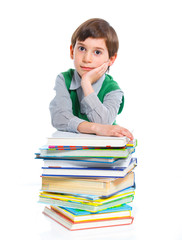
(62, 69), (124, 124)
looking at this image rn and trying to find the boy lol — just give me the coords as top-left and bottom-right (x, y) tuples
(49, 18), (133, 140)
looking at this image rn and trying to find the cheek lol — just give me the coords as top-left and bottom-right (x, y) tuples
(73, 54), (80, 65)
(95, 56), (108, 65)
(75, 51), (82, 60)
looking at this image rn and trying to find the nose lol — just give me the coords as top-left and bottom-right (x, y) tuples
(83, 51), (92, 63)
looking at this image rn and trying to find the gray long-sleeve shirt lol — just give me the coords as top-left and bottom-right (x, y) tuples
(49, 70), (124, 133)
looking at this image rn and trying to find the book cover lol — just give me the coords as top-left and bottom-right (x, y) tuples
(39, 193), (134, 212)
(41, 157), (133, 168)
(51, 204), (132, 222)
(41, 155), (134, 168)
(38, 145), (135, 158)
(40, 186), (135, 204)
(47, 131), (129, 147)
(36, 155), (122, 163)
(48, 139), (137, 149)
(41, 158), (137, 178)
(43, 206), (134, 230)
(41, 171), (135, 196)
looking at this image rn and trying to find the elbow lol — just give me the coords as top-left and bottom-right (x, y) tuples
(50, 111), (65, 131)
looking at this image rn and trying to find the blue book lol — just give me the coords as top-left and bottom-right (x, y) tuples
(39, 155), (135, 168)
(41, 158), (137, 178)
(58, 204), (132, 216)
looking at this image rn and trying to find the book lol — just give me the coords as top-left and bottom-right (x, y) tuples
(51, 204), (132, 222)
(48, 139), (137, 149)
(39, 187), (135, 212)
(41, 194), (134, 212)
(39, 187), (134, 204)
(41, 167), (135, 196)
(41, 155), (134, 168)
(36, 155), (129, 163)
(41, 157), (134, 168)
(41, 158), (137, 178)
(40, 185), (135, 200)
(47, 131), (129, 147)
(37, 146), (134, 158)
(43, 206), (134, 230)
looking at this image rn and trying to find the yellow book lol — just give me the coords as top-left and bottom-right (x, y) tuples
(39, 186), (135, 212)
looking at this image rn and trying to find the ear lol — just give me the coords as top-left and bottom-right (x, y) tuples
(108, 53), (117, 66)
(70, 45), (74, 59)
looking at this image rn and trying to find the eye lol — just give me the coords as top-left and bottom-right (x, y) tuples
(78, 46), (86, 51)
(94, 50), (102, 55)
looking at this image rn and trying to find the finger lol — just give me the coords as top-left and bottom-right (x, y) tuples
(125, 131), (134, 140)
(98, 62), (109, 72)
(115, 133), (125, 137)
(97, 63), (108, 76)
(119, 128), (134, 140)
(92, 63), (108, 80)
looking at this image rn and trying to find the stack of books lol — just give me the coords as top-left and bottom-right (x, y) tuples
(36, 131), (137, 231)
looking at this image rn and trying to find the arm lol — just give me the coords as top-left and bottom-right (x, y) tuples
(50, 71), (133, 140)
(81, 90), (123, 124)
(80, 62), (122, 124)
(49, 74), (85, 133)
(79, 65), (133, 139)
(77, 121), (134, 140)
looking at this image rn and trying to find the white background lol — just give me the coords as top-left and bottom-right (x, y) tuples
(1, 0), (182, 239)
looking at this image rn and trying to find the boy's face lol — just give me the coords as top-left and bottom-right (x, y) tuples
(70, 37), (116, 77)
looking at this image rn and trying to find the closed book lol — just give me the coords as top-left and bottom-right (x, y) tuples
(47, 131), (129, 147)
(43, 206), (134, 230)
(51, 204), (132, 223)
(41, 171), (135, 196)
(48, 139), (137, 149)
(41, 155), (133, 168)
(38, 146), (134, 158)
(39, 188), (135, 212)
(41, 156), (134, 168)
(41, 158), (137, 178)
(36, 155), (123, 163)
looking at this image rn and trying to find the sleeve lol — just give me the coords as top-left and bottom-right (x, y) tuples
(49, 74), (85, 133)
(80, 89), (124, 124)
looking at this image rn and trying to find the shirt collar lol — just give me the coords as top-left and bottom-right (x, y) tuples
(70, 69), (105, 94)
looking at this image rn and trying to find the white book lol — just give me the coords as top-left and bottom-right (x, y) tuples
(41, 158), (137, 178)
(42, 156), (132, 168)
(47, 131), (129, 147)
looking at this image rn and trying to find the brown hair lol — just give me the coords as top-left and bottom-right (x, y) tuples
(71, 18), (119, 58)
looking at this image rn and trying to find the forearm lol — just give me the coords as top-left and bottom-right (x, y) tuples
(77, 121), (96, 134)
(77, 121), (133, 140)
(51, 111), (84, 133)
(81, 90), (123, 124)
(77, 121), (112, 136)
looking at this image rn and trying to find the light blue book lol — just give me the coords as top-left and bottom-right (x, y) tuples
(58, 204), (132, 216)
(50, 204), (133, 222)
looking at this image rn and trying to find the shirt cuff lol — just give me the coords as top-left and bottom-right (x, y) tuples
(81, 92), (101, 114)
(67, 116), (85, 133)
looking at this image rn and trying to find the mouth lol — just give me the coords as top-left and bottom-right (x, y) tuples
(80, 66), (94, 71)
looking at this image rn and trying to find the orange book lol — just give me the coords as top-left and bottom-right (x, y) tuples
(43, 206), (134, 231)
